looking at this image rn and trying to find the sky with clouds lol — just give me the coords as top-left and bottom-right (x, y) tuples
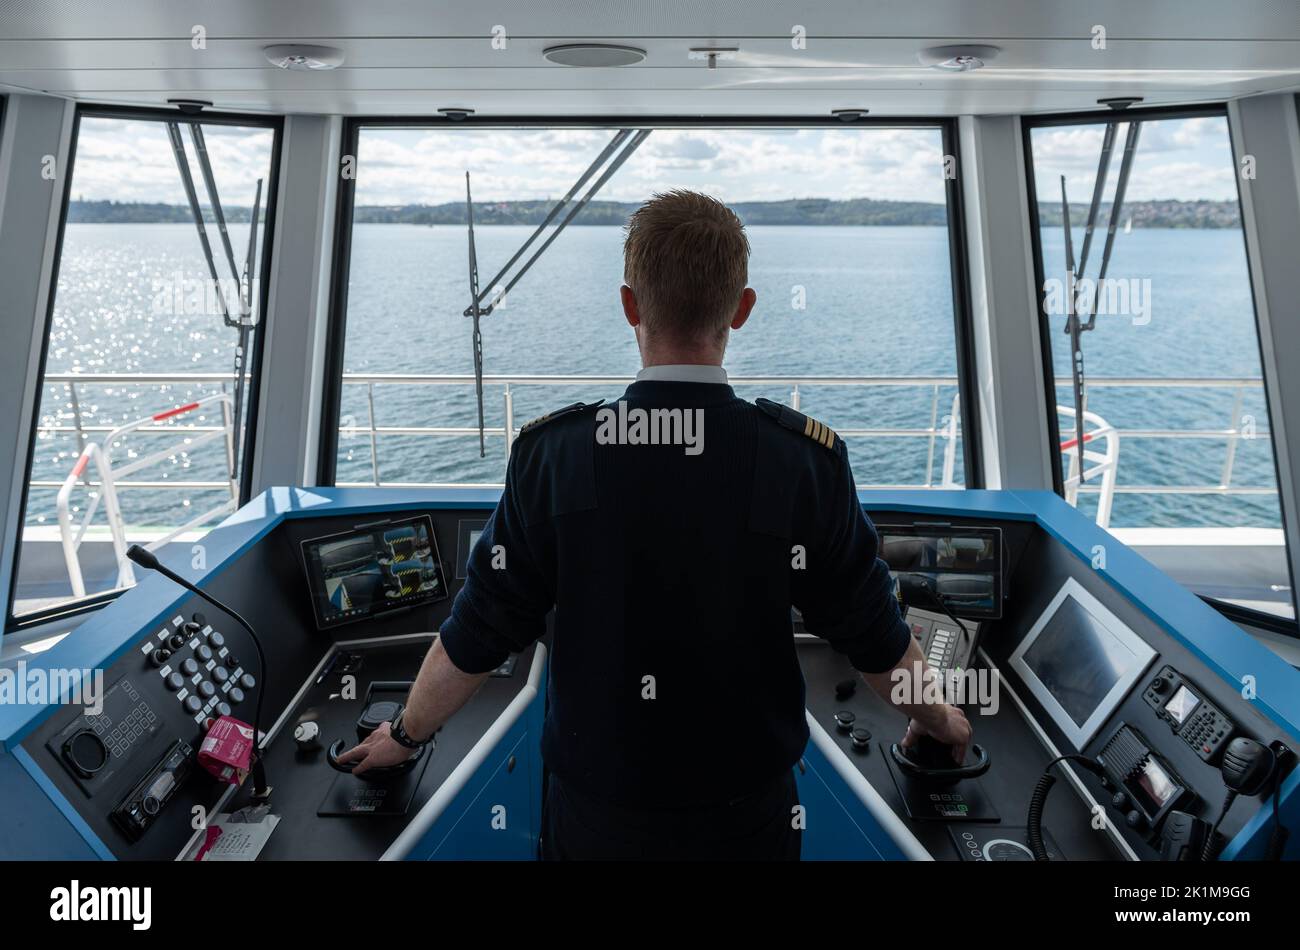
(68, 116), (1238, 208)
(1028, 115), (1238, 203)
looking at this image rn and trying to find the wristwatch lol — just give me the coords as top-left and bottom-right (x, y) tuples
(388, 708), (433, 749)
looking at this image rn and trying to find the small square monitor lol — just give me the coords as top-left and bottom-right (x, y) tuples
(301, 515), (448, 629)
(1009, 577), (1156, 749)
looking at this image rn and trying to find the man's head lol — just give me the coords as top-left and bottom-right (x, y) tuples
(621, 190), (757, 363)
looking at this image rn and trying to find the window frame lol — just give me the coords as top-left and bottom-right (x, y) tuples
(316, 115), (983, 490)
(5, 104), (285, 633)
(1020, 102), (1298, 635)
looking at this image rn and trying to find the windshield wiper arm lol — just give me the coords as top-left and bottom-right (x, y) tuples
(462, 129), (651, 317)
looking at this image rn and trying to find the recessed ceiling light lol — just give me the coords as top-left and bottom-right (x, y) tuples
(263, 44), (345, 70)
(543, 44), (646, 67)
(918, 44), (1001, 71)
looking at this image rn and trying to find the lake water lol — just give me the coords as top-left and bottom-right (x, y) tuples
(27, 222), (1281, 535)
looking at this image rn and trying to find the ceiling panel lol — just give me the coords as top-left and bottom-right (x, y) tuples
(0, 1), (1297, 116)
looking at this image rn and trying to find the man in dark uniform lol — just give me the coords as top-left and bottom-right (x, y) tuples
(338, 190), (973, 859)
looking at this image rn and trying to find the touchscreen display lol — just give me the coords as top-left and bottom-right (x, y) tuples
(1021, 595), (1145, 728)
(302, 516), (447, 628)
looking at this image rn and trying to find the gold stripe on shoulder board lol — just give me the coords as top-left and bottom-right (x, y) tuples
(804, 414), (837, 450)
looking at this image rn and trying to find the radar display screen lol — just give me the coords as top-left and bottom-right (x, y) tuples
(301, 515), (448, 628)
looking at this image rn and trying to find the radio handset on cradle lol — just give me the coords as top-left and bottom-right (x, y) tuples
(1202, 736), (1282, 861)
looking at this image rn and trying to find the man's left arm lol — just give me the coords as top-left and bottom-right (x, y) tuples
(338, 454), (553, 775)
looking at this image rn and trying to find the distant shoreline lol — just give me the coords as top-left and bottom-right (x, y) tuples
(67, 197), (1241, 229)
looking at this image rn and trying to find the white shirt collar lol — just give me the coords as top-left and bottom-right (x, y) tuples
(635, 364), (729, 385)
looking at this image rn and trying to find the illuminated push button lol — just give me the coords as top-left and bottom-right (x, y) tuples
(229, 687), (246, 705)
(216, 702), (232, 718)
(185, 695), (203, 714)
(850, 727), (872, 752)
(239, 673), (256, 691)
(181, 658), (199, 676)
(208, 631), (225, 648)
(166, 672), (185, 691)
(833, 710), (856, 732)
(198, 681), (216, 699)
(196, 644), (213, 662)
(212, 666), (229, 684)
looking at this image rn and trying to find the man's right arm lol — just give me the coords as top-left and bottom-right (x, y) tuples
(795, 439), (971, 760)
(860, 634), (972, 763)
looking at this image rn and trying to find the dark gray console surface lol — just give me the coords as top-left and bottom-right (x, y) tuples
(799, 639), (1120, 861)
(222, 638), (537, 861)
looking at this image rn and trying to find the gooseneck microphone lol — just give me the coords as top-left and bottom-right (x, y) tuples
(127, 544), (271, 799)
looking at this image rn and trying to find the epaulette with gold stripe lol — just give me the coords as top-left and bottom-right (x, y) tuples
(755, 397), (841, 451)
(517, 400), (604, 439)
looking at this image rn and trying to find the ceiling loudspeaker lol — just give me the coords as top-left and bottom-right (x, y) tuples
(543, 44), (647, 67)
(263, 44), (346, 70)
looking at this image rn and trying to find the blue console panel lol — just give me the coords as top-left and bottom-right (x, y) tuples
(1, 487), (1296, 862)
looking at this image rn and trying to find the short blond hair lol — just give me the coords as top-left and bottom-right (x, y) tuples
(623, 190), (750, 344)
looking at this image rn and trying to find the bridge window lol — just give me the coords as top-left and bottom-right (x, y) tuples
(324, 123), (973, 492)
(10, 110), (279, 624)
(1025, 110), (1294, 622)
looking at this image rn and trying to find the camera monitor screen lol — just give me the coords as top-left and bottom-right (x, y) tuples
(1009, 577), (1156, 748)
(877, 524), (1003, 619)
(301, 516), (448, 628)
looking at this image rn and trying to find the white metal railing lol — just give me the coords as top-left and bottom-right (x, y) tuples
(336, 372), (967, 489)
(40, 377), (238, 597)
(1058, 405), (1121, 528)
(29, 372), (1277, 565)
(1052, 377), (1272, 499)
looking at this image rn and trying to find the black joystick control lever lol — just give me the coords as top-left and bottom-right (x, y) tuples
(889, 734), (990, 784)
(326, 739), (426, 780)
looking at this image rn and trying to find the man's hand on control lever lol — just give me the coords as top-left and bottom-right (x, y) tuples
(334, 637), (489, 778)
(334, 722), (418, 777)
(862, 633), (973, 764)
(900, 704), (973, 764)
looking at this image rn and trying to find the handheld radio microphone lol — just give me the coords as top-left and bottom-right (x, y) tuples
(126, 544), (271, 799)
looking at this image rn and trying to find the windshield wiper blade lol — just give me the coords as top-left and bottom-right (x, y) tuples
(1060, 117), (1142, 483)
(466, 172), (486, 458)
(1060, 175), (1089, 475)
(1075, 121), (1117, 285)
(1085, 121), (1142, 332)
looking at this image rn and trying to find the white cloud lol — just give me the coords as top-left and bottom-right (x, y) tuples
(1031, 116), (1237, 202)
